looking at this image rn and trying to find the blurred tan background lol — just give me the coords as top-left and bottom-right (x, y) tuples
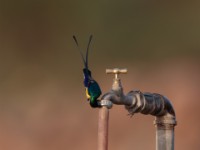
(0, 0), (200, 150)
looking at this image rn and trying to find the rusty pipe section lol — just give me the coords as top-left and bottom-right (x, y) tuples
(101, 68), (177, 150)
(124, 91), (177, 150)
(125, 91), (176, 117)
(98, 106), (109, 150)
(102, 90), (176, 122)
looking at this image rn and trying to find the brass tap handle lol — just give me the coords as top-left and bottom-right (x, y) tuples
(106, 68), (127, 79)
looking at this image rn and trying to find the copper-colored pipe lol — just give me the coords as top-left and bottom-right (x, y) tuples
(98, 106), (109, 150)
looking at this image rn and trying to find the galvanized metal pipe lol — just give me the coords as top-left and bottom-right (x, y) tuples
(155, 115), (176, 150)
(102, 91), (177, 150)
(101, 68), (177, 150)
(155, 122), (175, 150)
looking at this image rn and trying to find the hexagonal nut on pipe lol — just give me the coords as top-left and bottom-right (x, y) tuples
(98, 100), (113, 109)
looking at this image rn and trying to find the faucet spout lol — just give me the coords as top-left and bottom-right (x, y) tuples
(101, 90), (177, 150)
(101, 91), (135, 106)
(99, 68), (177, 150)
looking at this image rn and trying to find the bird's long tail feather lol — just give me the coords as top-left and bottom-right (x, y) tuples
(73, 35), (87, 68)
(86, 35), (93, 69)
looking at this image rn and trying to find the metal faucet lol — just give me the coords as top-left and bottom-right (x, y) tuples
(98, 68), (177, 150)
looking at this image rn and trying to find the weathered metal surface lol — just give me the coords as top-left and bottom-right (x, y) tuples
(98, 100), (113, 109)
(155, 123), (175, 150)
(124, 91), (176, 117)
(100, 68), (177, 150)
(98, 106), (109, 150)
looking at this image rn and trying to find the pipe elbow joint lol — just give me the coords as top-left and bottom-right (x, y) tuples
(124, 91), (177, 126)
(101, 90), (177, 126)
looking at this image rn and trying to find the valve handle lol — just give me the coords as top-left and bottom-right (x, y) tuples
(106, 68), (127, 79)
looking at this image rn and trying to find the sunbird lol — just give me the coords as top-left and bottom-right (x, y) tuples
(73, 35), (102, 108)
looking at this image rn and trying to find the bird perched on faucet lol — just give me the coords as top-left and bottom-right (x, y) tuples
(73, 35), (102, 108)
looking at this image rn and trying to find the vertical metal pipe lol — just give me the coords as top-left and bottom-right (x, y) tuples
(155, 125), (175, 150)
(103, 68), (177, 150)
(98, 106), (109, 150)
(154, 116), (176, 150)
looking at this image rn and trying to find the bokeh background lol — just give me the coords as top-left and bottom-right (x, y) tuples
(0, 0), (200, 150)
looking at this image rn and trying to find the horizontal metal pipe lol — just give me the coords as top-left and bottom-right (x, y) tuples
(101, 90), (177, 150)
(125, 91), (176, 117)
(101, 70), (177, 150)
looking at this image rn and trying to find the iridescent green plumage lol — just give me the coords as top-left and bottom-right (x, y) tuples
(88, 80), (102, 107)
(73, 35), (101, 108)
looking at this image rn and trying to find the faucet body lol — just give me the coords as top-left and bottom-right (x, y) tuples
(100, 68), (177, 150)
